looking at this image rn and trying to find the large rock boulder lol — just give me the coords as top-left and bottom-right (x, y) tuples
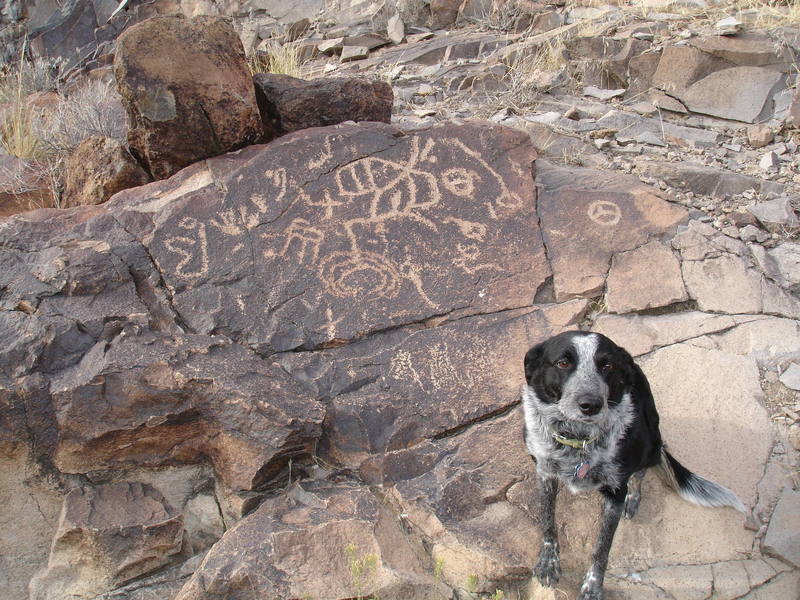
(174, 481), (445, 600)
(114, 15), (262, 180)
(253, 74), (393, 140)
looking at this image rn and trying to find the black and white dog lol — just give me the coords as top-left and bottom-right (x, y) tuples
(521, 331), (745, 600)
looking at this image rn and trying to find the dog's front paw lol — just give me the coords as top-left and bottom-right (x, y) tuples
(577, 569), (603, 600)
(533, 541), (561, 587)
(623, 488), (641, 519)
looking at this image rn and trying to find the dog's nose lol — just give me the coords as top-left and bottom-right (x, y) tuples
(578, 395), (603, 416)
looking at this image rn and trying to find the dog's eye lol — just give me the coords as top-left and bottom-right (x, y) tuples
(600, 362), (614, 374)
(555, 358), (571, 369)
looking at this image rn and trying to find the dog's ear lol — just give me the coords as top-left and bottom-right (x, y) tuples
(523, 343), (544, 385)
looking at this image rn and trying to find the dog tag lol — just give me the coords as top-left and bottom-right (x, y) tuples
(574, 461), (591, 479)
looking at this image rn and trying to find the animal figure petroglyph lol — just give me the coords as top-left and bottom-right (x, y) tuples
(163, 216), (209, 282)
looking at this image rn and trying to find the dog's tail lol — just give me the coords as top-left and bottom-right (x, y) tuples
(656, 448), (746, 512)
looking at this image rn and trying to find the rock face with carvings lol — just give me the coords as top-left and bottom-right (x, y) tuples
(1, 117), (797, 599)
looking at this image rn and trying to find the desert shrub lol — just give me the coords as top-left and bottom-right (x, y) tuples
(0, 44), (129, 208)
(34, 79), (127, 157)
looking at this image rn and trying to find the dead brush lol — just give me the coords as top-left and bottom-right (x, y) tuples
(247, 42), (304, 78)
(504, 35), (570, 102)
(0, 44), (129, 209)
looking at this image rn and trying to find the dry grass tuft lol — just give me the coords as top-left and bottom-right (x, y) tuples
(248, 42), (304, 78)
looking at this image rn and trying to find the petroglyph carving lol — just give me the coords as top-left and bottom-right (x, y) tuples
(441, 167), (478, 197)
(238, 168), (304, 230)
(390, 338), (491, 393)
(158, 134), (523, 306)
(454, 243), (500, 275)
(280, 219), (325, 264)
(389, 349), (425, 390)
(587, 200), (621, 226)
(319, 251), (402, 300)
(443, 217), (487, 241)
(163, 216), (209, 282)
(307, 135), (335, 171)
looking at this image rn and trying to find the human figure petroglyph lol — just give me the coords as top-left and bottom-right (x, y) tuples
(163, 216), (209, 282)
(237, 168), (308, 230)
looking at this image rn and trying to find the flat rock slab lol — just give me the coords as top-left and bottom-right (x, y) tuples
(764, 488), (800, 567)
(678, 66), (785, 123)
(536, 161), (687, 301)
(112, 121), (548, 353)
(638, 160), (785, 198)
(605, 240), (687, 313)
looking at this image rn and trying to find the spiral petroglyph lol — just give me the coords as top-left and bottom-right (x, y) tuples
(319, 251), (402, 300)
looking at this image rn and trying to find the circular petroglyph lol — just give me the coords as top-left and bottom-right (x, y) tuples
(587, 200), (622, 226)
(441, 168), (478, 197)
(319, 251), (402, 300)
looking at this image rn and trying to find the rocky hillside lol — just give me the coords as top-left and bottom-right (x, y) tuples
(1, 1), (799, 600)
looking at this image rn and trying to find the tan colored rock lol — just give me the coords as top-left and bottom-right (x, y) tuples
(29, 482), (184, 600)
(63, 136), (150, 207)
(592, 311), (746, 357)
(0, 451), (62, 600)
(763, 488), (800, 567)
(682, 254), (763, 314)
(637, 344), (770, 510)
(537, 162), (687, 301)
(652, 45), (731, 94)
(789, 88), (800, 127)
(114, 15), (262, 180)
(679, 67), (785, 123)
(708, 317), (800, 366)
(387, 13), (405, 43)
(174, 482), (443, 600)
(739, 570), (800, 599)
(747, 123), (774, 148)
(605, 240), (687, 313)
(641, 564), (713, 600)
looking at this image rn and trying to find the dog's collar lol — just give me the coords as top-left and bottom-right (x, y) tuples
(551, 431), (597, 449)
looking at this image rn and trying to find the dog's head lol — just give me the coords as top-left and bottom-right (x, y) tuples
(523, 331), (635, 425)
